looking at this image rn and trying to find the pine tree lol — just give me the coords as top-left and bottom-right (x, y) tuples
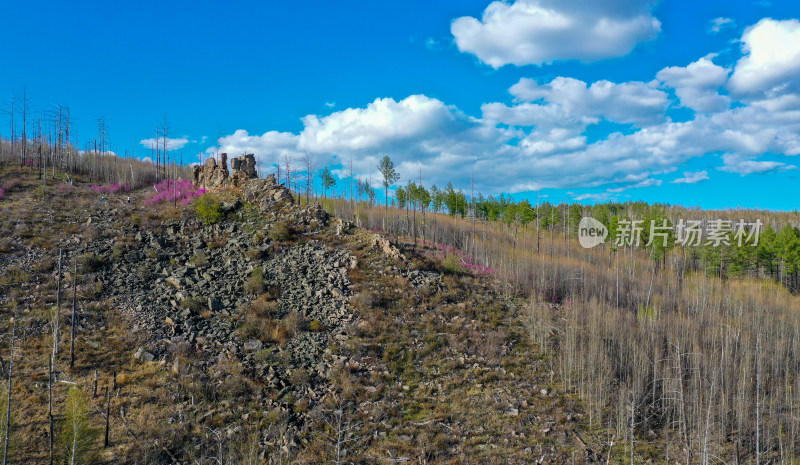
(319, 167), (335, 199)
(378, 155), (399, 210)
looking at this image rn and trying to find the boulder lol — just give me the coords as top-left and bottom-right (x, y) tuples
(230, 154), (257, 179)
(370, 234), (406, 261)
(134, 347), (155, 362)
(243, 339), (263, 352)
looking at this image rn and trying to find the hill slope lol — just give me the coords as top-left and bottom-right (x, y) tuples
(0, 167), (610, 464)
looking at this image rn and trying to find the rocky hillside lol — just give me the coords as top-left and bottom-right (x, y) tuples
(0, 165), (602, 464)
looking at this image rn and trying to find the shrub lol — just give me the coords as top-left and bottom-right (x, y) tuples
(181, 297), (205, 312)
(244, 266), (266, 295)
(145, 179), (206, 205)
(440, 253), (463, 274)
(91, 183), (131, 194)
(269, 221), (292, 242)
(58, 386), (100, 464)
(189, 253), (209, 267)
(195, 194), (224, 225)
(79, 253), (107, 271)
(289, 368), (310, 386)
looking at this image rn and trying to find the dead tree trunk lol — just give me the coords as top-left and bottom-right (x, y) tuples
(70, 259), (77, 369)
(3, 317), (15, 465)
(48, 355), (53, 465)
(104, 386), (111, 448)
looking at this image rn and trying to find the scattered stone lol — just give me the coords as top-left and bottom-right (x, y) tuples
(370, 234), (405, 261)
(243, 339), (263, 352)
(134, 347), (155, 362)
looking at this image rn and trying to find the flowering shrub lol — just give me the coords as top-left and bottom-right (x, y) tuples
(145, 179), (207, 205)
(0, 188), (5, 199)
(91, 183), (131, 194)
(420, 239), (496, 275)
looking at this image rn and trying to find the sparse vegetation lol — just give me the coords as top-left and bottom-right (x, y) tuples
(194, 194), (223, 225)
(1, 134), (799, 464)
(269, 220), (292, 242)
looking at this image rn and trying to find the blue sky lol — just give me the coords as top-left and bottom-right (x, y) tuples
(3, 0), (800, 210)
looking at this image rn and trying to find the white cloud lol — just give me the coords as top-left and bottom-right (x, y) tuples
(708, 17), (735, 34)
(140, 136), (190, 151)
(633, 178), (663, 188)
(728, 18), (800, 100)
(324, 101), (336, 108)
(482, 101), (597, 128)
(451, 0), (661, 67)
(671, 170), (710, 184)
(657, 55), (731, 113)
(719, 153), (790, 175)
(299, 95), (459, 153)
(203, 129), (304, 173)
(424, 37), (444, 51)
(201, 17), (800, 198)
(201, 96), (514, 190)
(508, 76), (669, 126)
(574, 192), (615, 201)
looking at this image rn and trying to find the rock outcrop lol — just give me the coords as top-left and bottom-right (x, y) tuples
(370, 233), (406, 261)
(193, 153), (261, 190)
(193, 152), (296, 211)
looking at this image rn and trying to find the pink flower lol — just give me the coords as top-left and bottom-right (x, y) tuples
(145, 179), (205, 205)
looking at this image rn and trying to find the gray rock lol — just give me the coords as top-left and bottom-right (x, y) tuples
(134, 347), (155, 362)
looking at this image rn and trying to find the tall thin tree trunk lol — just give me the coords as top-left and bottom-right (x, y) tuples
(70, 259), (77, 369)
(104, 386), (110, 447)
(3, 317), (15, 465)
(53, 249), (62, 370)
(48, 355), (53, 465)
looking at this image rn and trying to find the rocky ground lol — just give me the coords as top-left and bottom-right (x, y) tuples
(0, 167), (598, 464)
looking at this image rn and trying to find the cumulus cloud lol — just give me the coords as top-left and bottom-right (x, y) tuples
(140, 136), (190, 151)
(708, 17), (735, 34)
(719, 153), (791, 175)
(728, 18), (800, 101)
(657, 56), (731, 113)
(574, 192), (615, 201)
(451, 0), (661, 67)
(200, 96), (515, 190)
(671, 170), (710, 184)
(508, 76), (669, 126)
(200, 18), (800, 198)
(299, 95), (458, 153)
(202, 129), (304, 174)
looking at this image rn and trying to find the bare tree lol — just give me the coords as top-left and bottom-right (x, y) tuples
(70, 259), (77, 369)
(48, 356), (53, 465)
(3, 317), (14, 465)
(53, 249), (62, 365)
(303, 152), (316, 204)
(322, 401), (362, 465)
(19, 87), (29, 168)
